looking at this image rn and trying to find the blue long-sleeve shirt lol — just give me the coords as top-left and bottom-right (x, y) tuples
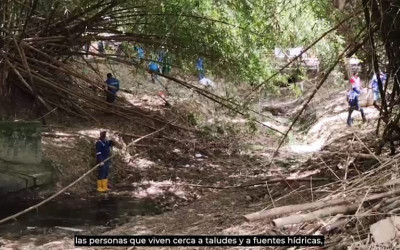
(158, 50), (165, 63)
(96, 139), (112, 164)
(106, 77), (120, 94)
(196, 58), (204, 70)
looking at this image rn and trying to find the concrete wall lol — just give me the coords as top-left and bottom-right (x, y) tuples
(0, 121), (42, 164)
(0, 121), (51, 196)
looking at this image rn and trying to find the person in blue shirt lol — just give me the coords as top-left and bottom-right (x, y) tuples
(98, 41), (105, 54)
(157, 46), (172, 75)
(158, 46), (166, 63)
(95, 131), (115, 192)
(148, 61), (160, 83)
(105, 73), (120, 103)
(115, 43), (123, 56)
(134, 46), (145, 63)
(196, 57), (205, 80)
(370, 71), (387, 108)
(347, 88), (367, 126)
(138, 47), (144, 60)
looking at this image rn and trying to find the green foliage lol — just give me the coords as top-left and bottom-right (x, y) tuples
(117, 0), (344, 86)
(246, 117), (258, 134)
(290, 84), (303, 98)
(187, 113), (198, 126)
(32, 0), (347, 88)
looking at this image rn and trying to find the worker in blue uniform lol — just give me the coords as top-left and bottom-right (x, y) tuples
(347, 88), (367, 126)
(95, 131), (115, 192)
(134, 46), (145, 63)
(196, 57), (205, 80)
(98, 41), (105, 54)
(105, 73), (120, 103)
(148, 61), (160, 83)
(370, 71), (387, 110)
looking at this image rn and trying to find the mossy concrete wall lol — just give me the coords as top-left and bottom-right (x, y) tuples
(0, 121), (42, 164)
(0, 121), (52, 196)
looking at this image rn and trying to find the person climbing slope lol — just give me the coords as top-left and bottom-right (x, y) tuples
(148, 60), (160, 83)
(98, 41), (105, 54)
(95, 131), (115, 192)
(115, 43), (123, 56)
(159, 48), (171, 75)
(136, 46), (144, 63)
(347, 87), (367, 126)
(370, 71), (387, 109)
(157, 47), (165, 62)
(196, 57), (205, 80)
(105, 73), (120, 103)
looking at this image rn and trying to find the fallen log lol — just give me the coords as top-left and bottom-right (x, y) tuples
(272, 204), (359, 227)
(244, 187), (400, 222)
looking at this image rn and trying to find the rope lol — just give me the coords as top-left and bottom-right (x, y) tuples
(0, 125), (167, 225)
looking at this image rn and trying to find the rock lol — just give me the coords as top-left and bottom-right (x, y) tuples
(0, 122), (54, 196)
(199, 78), (215, 88)
(31, 172), (53, 186)
(358, 88), (374, 107)
(245, 195), (252, 201)
(195, 153), (203, 158)
(370, 217), (397, 244)
(0, 173), (28, 196)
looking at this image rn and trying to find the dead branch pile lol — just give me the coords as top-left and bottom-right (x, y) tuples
(0, 0), (175, 127)
(244, 148), (400, 247)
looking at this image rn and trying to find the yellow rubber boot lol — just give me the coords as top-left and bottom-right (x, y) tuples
(97, 180), (106, 192)
(102, 179), (110, 191)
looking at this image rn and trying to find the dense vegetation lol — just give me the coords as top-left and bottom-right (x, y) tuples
(1, 0), (399, 153)
(1, 0), (349, 84)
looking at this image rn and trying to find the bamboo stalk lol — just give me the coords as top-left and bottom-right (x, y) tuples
(1, 55), (50, 109)
(244, 187), (400, 222)
(272, 204), (359, 227)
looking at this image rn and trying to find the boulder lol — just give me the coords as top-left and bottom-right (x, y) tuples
(358, 88), (374, 107)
